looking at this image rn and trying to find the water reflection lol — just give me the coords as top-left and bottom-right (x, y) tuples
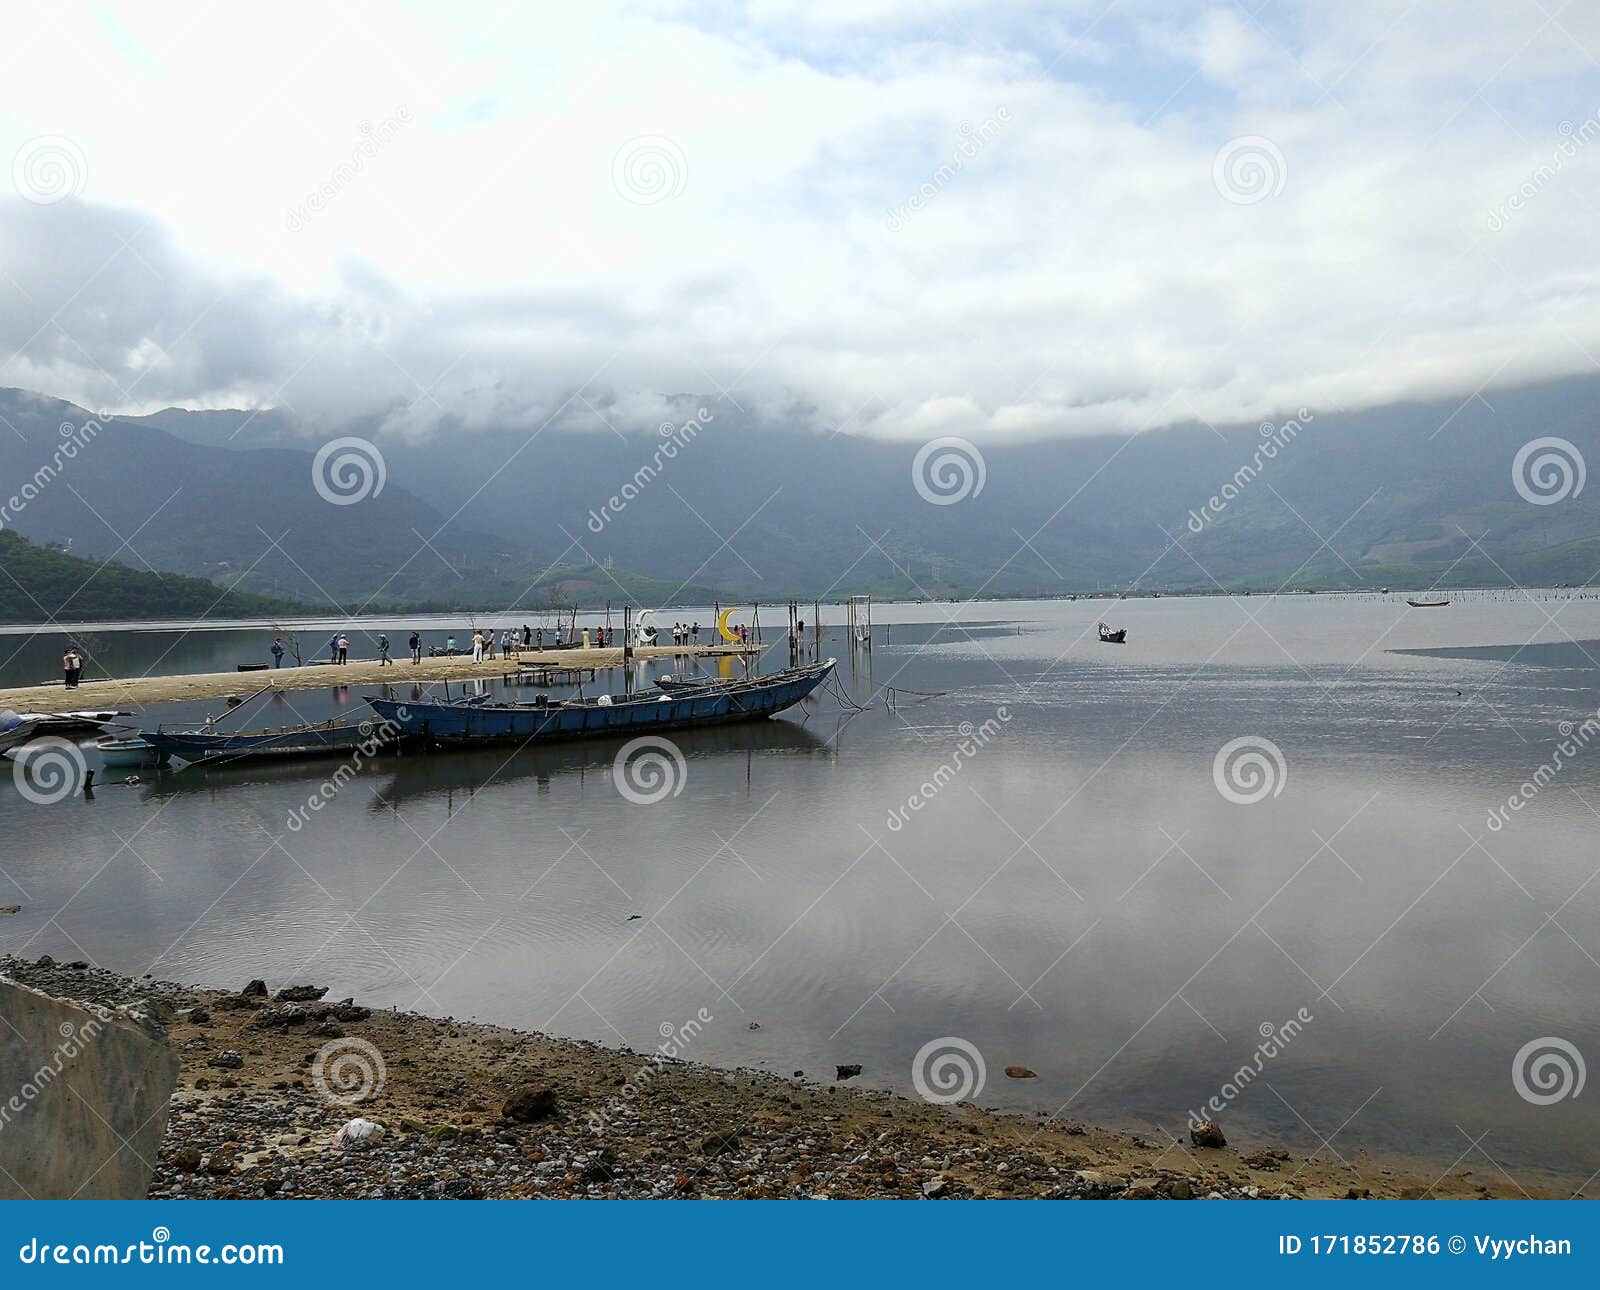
(6, 594), (1600, 1184)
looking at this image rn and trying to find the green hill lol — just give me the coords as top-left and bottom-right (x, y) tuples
(0, 530), (299, 623)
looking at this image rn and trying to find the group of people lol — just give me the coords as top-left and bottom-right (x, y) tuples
(60, 645), (84, 689)
(268, 630), (423, 668)
(266, 618), (733, 671)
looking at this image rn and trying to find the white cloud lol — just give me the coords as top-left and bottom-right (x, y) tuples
(2, 0), (1600, 441)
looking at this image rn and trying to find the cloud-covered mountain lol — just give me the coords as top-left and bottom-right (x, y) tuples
(71, 374), (1600, 601)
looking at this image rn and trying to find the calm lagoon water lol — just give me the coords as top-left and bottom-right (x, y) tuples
(5, 592), (1600, 1184)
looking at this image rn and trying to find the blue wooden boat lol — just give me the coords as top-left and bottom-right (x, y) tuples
(138, 716), (403, 765)
(366, 658), (836, 746)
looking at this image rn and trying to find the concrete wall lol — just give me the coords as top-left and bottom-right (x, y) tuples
(0, 978), (178, 1199)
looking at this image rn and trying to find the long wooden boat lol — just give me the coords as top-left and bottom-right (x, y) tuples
(1405, 598), (1450, 608)
(138, 716), (402, 766)
(367, 658), (836, 747)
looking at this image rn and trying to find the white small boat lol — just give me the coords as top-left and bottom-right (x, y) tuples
(96, 736), (170, 769)
(0, 713), (44, 754)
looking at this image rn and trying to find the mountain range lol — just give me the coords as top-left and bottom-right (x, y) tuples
(1, 376), (1597, 618)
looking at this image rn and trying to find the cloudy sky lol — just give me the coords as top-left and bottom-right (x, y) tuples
(3, 1), (1600, 441)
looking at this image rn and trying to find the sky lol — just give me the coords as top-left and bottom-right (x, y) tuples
(2, 0), (1600, 443)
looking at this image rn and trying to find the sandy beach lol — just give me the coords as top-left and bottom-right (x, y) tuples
(0, 644), (762, 715)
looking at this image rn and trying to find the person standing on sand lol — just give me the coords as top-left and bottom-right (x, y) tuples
(378, 633), (392, 666)
(535, 627), (543, 650)
(522, 624), (531, 648)
(271, 637), (285, 668)
(337, 634), (350, 665)
(472, 631), (484, 663)
(62, 647), (79, 689)
(409, 630), (422, 664)
(328, 633), (340, 664)
(692, 621), (700, 645)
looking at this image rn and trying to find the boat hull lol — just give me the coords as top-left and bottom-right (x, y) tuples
(140, 720), (397, 765)
(98, 738), (171, 769)
(369, 661), (834, 746)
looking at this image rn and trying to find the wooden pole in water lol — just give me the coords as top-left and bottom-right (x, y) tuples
(623, 605), (632, 663)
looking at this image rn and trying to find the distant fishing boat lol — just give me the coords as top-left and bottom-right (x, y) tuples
(367, 658), (836, 747)
(1406, 598), (1450, 608)
(1097, 622), (1127, 644)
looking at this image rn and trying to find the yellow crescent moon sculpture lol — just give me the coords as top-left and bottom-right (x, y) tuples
(717, 607), (741, 643)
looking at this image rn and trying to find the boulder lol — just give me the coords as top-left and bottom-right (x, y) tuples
(207, 1050), (244, 1069)
(835, 1064), (862, 1081)
(0, 979), (179, 1199)
(240, 979), (268, 998)
(1190, 1119), (1227, 1148)
(1004, 1065), (1037, 1079)
(275, 984), (329, 1003)
(501, 1084), (558, 1122)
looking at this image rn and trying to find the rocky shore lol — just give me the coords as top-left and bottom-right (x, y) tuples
(0, 955), (1563, 1200)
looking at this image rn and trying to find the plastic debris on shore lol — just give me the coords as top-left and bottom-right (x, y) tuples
(335, 1118), (386, 1150)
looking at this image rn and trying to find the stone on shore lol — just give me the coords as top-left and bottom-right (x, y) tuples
(1190, 1119), (1226, 1148)
(0, 978), (179, 1199)
(501, 1084), (558, 1122)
